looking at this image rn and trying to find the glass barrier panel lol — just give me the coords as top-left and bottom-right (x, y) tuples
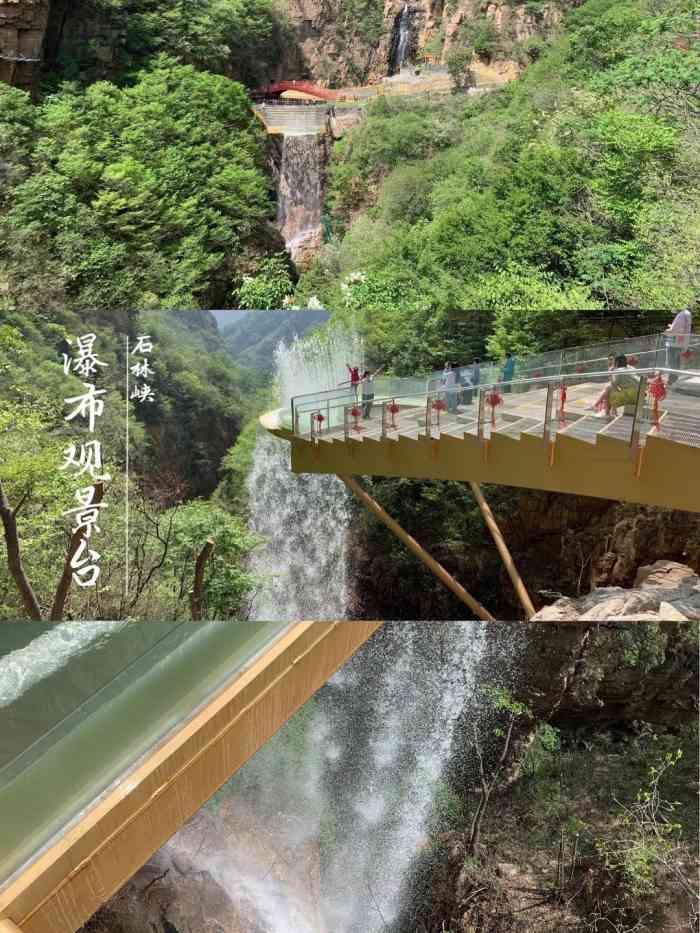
(0, 621), (289, 887)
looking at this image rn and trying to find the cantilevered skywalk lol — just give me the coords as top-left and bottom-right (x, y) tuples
(261, 332), (700, 621)
(0, 621), (380, 933)
(267, 333), (700, 515)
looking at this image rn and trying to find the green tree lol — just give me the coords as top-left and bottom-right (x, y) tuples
(468, 264), (602, 358)
(48, 0), (292, 88)
(237, 255), (294, 309)
(446, 47), (474, 92)
(159, 499), (260, 618)
(463, 17), (500, 62)
(1, 58), (271, 312)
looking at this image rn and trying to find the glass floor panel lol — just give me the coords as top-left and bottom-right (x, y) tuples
(0, 621), (289, 888)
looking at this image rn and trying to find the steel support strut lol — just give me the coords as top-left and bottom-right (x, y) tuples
(468, 482), (536, 620)
(337, 474), (497, 621)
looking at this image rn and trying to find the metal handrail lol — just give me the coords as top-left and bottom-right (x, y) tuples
(292, 366), (700, 442)
(290, 331), (700, 412)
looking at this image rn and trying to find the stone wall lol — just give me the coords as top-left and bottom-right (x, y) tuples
(0, 0), (50, 91)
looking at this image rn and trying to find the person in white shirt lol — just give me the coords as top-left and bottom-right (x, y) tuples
(440, 362), (458, 412)
(666, 308), (692, 383)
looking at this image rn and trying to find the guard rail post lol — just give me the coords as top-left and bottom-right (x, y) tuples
(543, 381), (555, 463)
(630, 375), (648, 465)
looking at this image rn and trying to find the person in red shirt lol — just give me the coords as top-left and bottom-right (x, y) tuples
(341, 364), (361, 399)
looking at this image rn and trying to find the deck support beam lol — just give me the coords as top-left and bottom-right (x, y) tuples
(468, 482), (536, 620)
(338, 474), (496, 622)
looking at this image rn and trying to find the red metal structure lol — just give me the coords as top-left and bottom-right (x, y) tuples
(253, 80), (341, 100)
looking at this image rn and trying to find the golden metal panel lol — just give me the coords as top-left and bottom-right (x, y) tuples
(0, 622), (382, 933)
(285, 427), (699, 513)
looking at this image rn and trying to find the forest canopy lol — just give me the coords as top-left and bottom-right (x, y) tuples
(0, 310), (267, 621)
(0, 58), (275, 313)
(44, 0), (292, 88)
(297, 0), (700, 368)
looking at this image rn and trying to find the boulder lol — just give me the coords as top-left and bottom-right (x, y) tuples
(533, 562), (700, 621)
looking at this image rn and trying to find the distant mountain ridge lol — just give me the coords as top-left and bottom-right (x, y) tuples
(216, 310), (330, 372)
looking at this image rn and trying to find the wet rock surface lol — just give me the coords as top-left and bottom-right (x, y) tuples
(80, 796), (322, 933)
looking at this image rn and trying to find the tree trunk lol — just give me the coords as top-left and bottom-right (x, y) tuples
(468, 788), (491, 855)
(190, 538), (215, 620)
(0, 480), (42, 620)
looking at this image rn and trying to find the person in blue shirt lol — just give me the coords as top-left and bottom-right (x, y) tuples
(501, 352), (515, 393)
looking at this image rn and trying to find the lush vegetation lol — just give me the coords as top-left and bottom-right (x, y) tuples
(402, 627), (699, 932)
(45, 0), (292, 88)
(298, 0), (699, 369)
(0, 310), (267, 620)
(0, 58), (279, 313)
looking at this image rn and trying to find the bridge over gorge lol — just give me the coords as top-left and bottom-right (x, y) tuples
(0, 622), (381, 933)
(261, 331), (700, 621)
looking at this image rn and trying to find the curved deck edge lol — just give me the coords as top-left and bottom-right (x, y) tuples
(259, 408), (294, 440)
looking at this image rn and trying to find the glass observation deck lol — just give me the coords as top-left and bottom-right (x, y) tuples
(286, 332), (700, 453)
(0, 621), (288, 890)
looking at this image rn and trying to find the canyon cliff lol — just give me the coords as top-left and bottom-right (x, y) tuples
(0, 0), (574, 92)
(282, 0), (574, 86)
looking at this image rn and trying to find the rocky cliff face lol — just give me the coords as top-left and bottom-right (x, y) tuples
(533, 561), (700, 621)
(285, 0), (572, 87)
(1, 0), (573, 96)
(80, 793), (322, 933)
(0, 0), (50, 91)
(350, 487), (700, 621)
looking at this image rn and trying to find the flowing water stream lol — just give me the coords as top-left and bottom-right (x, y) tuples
(389, 5), (416, 75)
(198, 331), (485, 931)
(277, 133), (325, 265)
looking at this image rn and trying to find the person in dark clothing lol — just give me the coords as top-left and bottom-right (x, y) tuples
(471, 358), (481, 390)
(361, 367), (384, 417)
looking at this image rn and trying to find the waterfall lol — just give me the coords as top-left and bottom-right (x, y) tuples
(319, 624), (485, 931)
(247, 328), (363, 620)
(389, 5), (415, 76)
(238, 330), (487, 931)
(277, 134), (324, 266)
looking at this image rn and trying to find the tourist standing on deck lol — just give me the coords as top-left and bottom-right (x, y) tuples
(665, 308), (692, 384)
(471, 358), (481, 390)
(501, 352), (515, 393)
(458, 366), (474, 405)
(343, 364), (361, 399)
(441, 362), (458, 413)
(361, 367), (383, 418)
